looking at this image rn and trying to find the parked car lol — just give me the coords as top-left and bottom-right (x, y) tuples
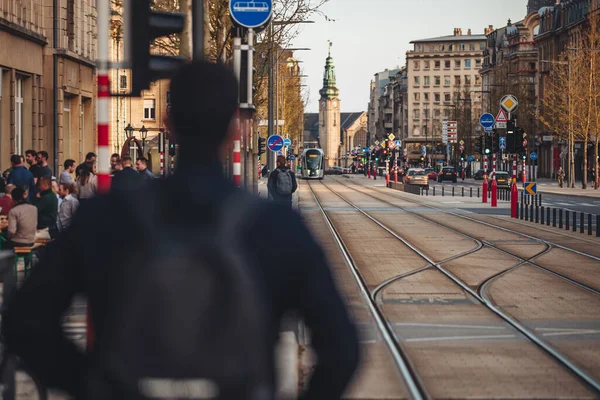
(494, 171), (512, 188)
(404, 168), (429, 186)
(474, 169), (494, 180)
(326, 166), (343, 175)
(424, 168), (438, 180)
(438, 166), (458, 183)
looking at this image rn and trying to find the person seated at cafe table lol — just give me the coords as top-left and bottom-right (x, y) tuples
(0, 184), (16, 216)
(6, 187), (37, 249)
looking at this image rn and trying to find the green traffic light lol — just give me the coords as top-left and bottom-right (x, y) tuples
(485, 149), (490, 154)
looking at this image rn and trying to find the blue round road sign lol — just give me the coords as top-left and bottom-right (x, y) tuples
(283, 138), (291, 147)
(468, 156), (474, 162)
(230, 0), (273, 29)
(479, 113), (495, 129)
(530, 152), (537, 161)
(267, 135), (284, 152)
(289, 155), (296, 161)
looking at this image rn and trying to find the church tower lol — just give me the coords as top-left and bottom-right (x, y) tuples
(318, 43), (341, 167)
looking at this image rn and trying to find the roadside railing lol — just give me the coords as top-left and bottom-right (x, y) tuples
(515, 202), (600, 237)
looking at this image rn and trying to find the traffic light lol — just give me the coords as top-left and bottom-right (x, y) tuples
(258, 137), (266, 156)
(126, 2), (186, 94)
(483, 135), (491, 155)
(507, 120), (516, 153)
(475, 135), (483, 154)
(492, 132), (499, 154)
(168, 142), (176, 156)
(515, 127), (526, 155)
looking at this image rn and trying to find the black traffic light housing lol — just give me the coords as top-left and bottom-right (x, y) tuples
(515, 127), (526, 155)
(168, 142), (176, 156)
(258, 137), (266, 156)
(506, 120), (516, 153)
(483, 134), (491, 156)
(492, 132), (499, 154)
(126, 3), (186, 95)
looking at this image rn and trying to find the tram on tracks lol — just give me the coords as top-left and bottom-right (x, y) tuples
(300, 148), (325, 179)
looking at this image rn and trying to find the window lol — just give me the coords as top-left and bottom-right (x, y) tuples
(434, 60), (440, 69)
(444, 60), (451, 69)
(15, 78), (23, 156)
(424, 76), (430, 86)
(67, 0), (75, 51)
(444, 109), (451, 119)
(434, 109), (441, 119)
(455, 60), (461, 68)
(465, 59), (471, 68)
(454, 75), (461, 85)
(444, 93), (451, 102)
(423, 109), (429, 120)
(479, 42), (486, 50)
(414, 76), (420, 85)
(475, 75), (481, 85)
(424, 60), (430, 69)
(444, 75), (451, 86)
(413, 60), (419, 69)
(449, 44), (454, 51)
(424, 93), (430, 102)
(469, 43), (475, 51)
(434, 76), (441, 86)
(143, 99), (156, 120)
(465, 75), (472, 85)
(434, 93), (441, 103)
(414, 92), (420, 101)
(64, 98), (71, 158)
(120, 75), (127, 89)
(476, 59), (482, 67)
(413, 109), (420, 120)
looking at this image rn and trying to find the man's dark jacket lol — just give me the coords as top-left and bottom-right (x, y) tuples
(110, 167), (141, 193)
(1, 162), (359, 399)
(33, 189), (58, 231)
(7, 166), (35, 200)
(267, 167), (298, 202)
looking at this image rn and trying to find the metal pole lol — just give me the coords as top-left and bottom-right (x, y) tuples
(192, 0), (204, 60)
(267, 24), (275, 172)
(232, 36), (242, 187)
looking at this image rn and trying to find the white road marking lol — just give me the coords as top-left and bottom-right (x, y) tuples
(360, 340), (378, 344)
(405, 334), (516, 342)
(556, 202), (573, 206)
(441, 201), (463, 204)
(394, 322), (506, 330)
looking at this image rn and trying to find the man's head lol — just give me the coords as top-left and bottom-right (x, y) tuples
(167, 61), (238, 158)
(110, 153), (120, 168)
(58, 182), (75, 199)
(10, 155), (23, 167)
(276, 155), (286, 168)
(25, 150), (37, 165)
(12, 187), (27, 203)
(5, 184), (15, 196)
(37, 176), (52, 192)
(136, 158), (148, 172)
(122, 156), (133, 168)
(64, 159), (76, 173)
(85, 152), (97, 163)
(37, 150), (49, 165)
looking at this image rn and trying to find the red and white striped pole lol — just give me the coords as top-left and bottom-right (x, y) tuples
(160, 152), (164, 177)
(233, 110), (241, 187)
(512, 154), (517, 184)
(159, 128), (165, 178)
(492, 153), (497, 180)
(484, 155), (488, 177)
(88, 0), (110, 352)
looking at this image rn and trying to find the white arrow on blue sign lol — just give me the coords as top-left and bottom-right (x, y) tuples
(530, 152), (537, 161)
(479, 113), (495, 129)
(230, 0), (273, 29)
(499, 137), (506, 150)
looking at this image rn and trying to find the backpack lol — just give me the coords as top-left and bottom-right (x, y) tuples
(86, 181), (272, 400)
(275, 169), (293, 196)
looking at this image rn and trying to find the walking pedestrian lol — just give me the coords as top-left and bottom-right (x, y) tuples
(1, 60), (358, 400)
(557, 166), (565, 188)
(267, 155), (298, 207)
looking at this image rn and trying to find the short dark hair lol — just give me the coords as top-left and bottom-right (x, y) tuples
(38, 176), (52, 187)
(85, 152), (97, 161)
(12, 187), (27, 202)
(122, 156), (132, 163)
(111, 153), (120, 159)
(38, 150), (49, 160)
(169, 61), (237, 146)
(136, 158), (148, 165)
(25, 150), (37, 157)
(10, 155), (22, 166)
(64, 159), (75, 169)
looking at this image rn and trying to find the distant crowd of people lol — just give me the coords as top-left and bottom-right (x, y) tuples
(0, 150), (156, 245)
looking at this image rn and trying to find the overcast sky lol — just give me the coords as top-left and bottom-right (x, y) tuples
(293, 0), (530, 113)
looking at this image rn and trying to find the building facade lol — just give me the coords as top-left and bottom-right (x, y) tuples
(405, 28), (486, 164)
(0, 0), (97, 173)
(367, 69), (401, 143)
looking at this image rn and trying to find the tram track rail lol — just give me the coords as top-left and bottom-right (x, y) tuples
(313, 178), (600, 396)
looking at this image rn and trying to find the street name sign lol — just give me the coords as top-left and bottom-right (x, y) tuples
(479, 113), (495, 129)
(267, 135), (284, 152)
(447, 121), (458, 143)
(500, 95), (519, 113)
(283, 138), (291, 146)
(230, 0), (273, 29)
(442, 121), (449, 144)
(524, 182), (537, 195)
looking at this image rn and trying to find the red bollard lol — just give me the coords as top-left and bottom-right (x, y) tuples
(386, 172), (389, 185)
(373, 167), (377, 180)
(394, 170), (398, 183)
(491, 178), (498, 207)
(511, 180), (518, 218)
(482, 177), (488, 203)
(367, 167), (371, 179)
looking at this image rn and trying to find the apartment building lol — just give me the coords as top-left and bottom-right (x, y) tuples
(0, 0), (97, 172)
(405, 28), (486, 162)
(367, 68), (401, 143)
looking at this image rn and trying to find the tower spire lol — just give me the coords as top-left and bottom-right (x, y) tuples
(320, 42), (339, 99)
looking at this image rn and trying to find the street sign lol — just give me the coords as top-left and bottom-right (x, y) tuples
(500, 95), (519, 113)
(524, 182), (537, 195)
(277, 150), (283, 156)
(421, 145), (427, 155)
(459, 140), (465, 145)
(479, 113), (495, 129)
(229, 0), (273, 29)
(375, 140), (380, 145)
(495, 122), (507, 129)
(530, 152), (537, 161)
(447, 120), (458, 143)
(484, 127), (494, 133)
(388, 134), (395, 141)
(395, 140), (402, 147)
(499, 137), (506, 151)
(388, 141), (396, 149)
(495, 109), (508, 123)
(459, 145), (465, 151)
(369, 145), (374, 150)
(468, 156), (474, 162)
(267, 135), (284, 152)
(288, 155), (295, 160)
(442, 121), (448, 144)
(283, 138), (291, 146)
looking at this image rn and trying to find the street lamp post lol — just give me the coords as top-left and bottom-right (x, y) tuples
(139, 125), (148, 155)
(124, 123), (134, 139)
